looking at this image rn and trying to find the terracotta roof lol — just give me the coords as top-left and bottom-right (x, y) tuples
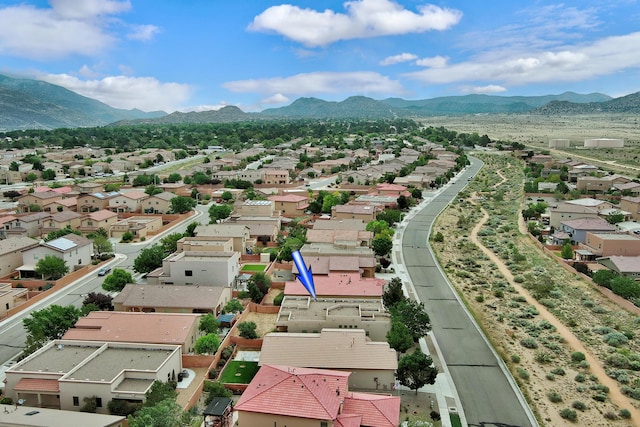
(376, 183), (407, 191)
(55, 197), (78, 207)
(335, 414), (362, 427)
(343, 392), (400, 427)
(260, 329), (397, 370)
(292, 255), (375, 275)
(235, 365), (349, 420)
(119, 190), (148, 200)
(312, 219), (367, 231)
(14, 378), (60, 392)
(48, 211), (83, 222)
(332, 204), (379, 215)
(87, 209), (118, 221)
(268, 194), (309, 203)
(285, 273), (385, 297)
(62, 311), (199, 346)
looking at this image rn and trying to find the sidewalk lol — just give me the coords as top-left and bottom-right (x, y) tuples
(386, 182), (467, 427)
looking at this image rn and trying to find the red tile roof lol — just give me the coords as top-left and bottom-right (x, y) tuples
(335, 413), (362, 427)
(235, 365), (349, 420)
(14, 378), (60, 393)
(343, 392), (400, 427)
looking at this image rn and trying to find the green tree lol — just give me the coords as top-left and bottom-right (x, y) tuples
(410, 188), (422, 199)
(247, 281), (265, 303)
(606, 211), (626, 225)
(145, 185), (163, 196)
(80, 396), (98, 413)
(383, 277), (406, 309)
(199, 314), (219, 334)
(92, 235), (113, 256)
(372, 235), (393, 257)
(377, 209), (402, 226)
(82, 292), (113, 311)
(23, 305), (81, 356)
(366, 220), (392, 236)
(102, 268), (134, 292)
(321, 193), (340, 213)
(397, 350), (438, 394)
(184, 221), (198, 237)
(35, 255), (69, 280)
(41, 169), (56, 180)
(144, 381), (178, 408)
(397, 195), (410, 210)
(224, 299), (244, 313)
(560, 242), (574, 260)
(45, 225), (81, 241)
(169, 196), (196, 214)
(9, 161), (19, 171)
(238, 321), (258, 339)
(133, 245), (165, 274)
(208, 204), (232, 223)
(611, 276), (640, 299)
(204, 381), (232, 405)
(592, 270), (617, 289)
(25, 172), (38, 182)
(249, 272), (271, 295)
(166, 173), (182, 183)
(160, 233), (183, 255)
(390, 299), (431, 342)
(221, 190), (233, 202)
(386, 320), (413, 353)
(128, 399), (184, 427)
(195, 334), (221, 354)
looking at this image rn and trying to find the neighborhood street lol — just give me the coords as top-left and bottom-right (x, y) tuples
(400, 157), (537, 427)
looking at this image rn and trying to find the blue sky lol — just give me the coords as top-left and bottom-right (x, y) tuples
(1, 0), (639, 113)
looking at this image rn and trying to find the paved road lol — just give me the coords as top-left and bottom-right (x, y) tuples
(401, 157), (537, 427)
(0, 204), (209, 365)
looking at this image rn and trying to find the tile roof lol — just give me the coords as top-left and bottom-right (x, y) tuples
(561, 218), (616, 231)
(235, 365), (349, 420)
(285, 273), (385, 297)
(119, 190), (148, 200)
(87, 209), (118, 221)
(343, 392), (400, 427)
(332, 204), (379, 215)
(14, 378), (60, 393)
(260, 329), (397, 371)
(268, 194), (309, 203)
(312, 219), (367, 231)
(335, 414), (362, 427)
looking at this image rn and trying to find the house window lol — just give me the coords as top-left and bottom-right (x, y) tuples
(321, 422), (328, 427)
(185, 270), (193, 277)
(73, 396), (79, 406)
(96, 397), (102, 408)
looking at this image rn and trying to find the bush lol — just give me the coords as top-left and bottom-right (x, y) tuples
(571, 401), (587, 411)
(603, 411), (618, 420)
(273, 292), (284, 306)
(603, 332), (629, 347)
(511, 354), (521, 363)
(0, 397), (13, 404)
(535, 351), (553, 364)
(574, 373), (586, 382)
(619, 408), (632, 419)
(429, 410), (441, 421)
(520, 337), (538, 349)
(517, 368), (529, 380)
(475, 294), (485, 302)
(548, 392), (562, 403)
(550, 367), (565, 376)
(238, 321), (258, 339)
(592, 393), (607, 402)
(560, 408), (578, 422)
(571, 352), (585, 362)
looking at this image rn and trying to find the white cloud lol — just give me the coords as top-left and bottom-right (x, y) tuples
(127, 24), (161, 41)
(223, 71), (405, 97)
(415, 55), (448, 68)
(0, 0), (155, 60)
(261, 93), (290, 104)
(180, 103), (230, 113)
(77, 65), (101, 79)
(248, 0), (462, 47)
(405, 32), (640, 86)
(380, 52), (417, 66)
(461, 85), (507, 94)
(38, 73), (192, 112)
(49, 0), (131, 19)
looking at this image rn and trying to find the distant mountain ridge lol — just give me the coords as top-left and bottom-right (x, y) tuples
(3, 74), (640, 130)
(0, 74), (166, 131)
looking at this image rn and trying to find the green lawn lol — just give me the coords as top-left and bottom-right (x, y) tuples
(219, 361), (260, 384)
(241, 264), (267, 272)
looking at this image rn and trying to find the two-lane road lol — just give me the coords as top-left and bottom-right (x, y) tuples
(402, 157), (537, 427)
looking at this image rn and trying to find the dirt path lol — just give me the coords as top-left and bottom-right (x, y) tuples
(470, 199), (640, 420)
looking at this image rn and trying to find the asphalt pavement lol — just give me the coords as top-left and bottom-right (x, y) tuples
(401, 157), (538, 427)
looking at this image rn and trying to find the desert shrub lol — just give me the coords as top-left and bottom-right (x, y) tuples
(551, 367), (565, 376)
(548, 392), (562, 403)
(535, 351), (553, 364)
(606, 369), (630, 383)
(517, 368), (529, 380)
(619, 408), (631, 419)
(560, 408), (578, 422)
(606, 353), (629, 369)
(593, 326), (613, 335)
(513, 295), (527, 303)
(511, 354), (521, 363)
(577, 360), (590, 369)
(603, 332), (629, 347)
(590, 384), (609, 394)
(571, 352), (586, 362)
(546, 373), (555, 381)
(475, 294), (484, 302)
(603, 411), (618, 420)
(574, 373), (586, 382)
(592, 393), (607, 402)
(520, 337), (538, 349)
(572, 401), (587, 411)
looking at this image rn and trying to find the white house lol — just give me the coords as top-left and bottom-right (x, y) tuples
(20, 234), (93, 279)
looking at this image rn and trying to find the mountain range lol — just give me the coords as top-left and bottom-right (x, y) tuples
(2, 74), (640, 131)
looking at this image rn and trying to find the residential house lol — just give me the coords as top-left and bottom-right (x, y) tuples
(292, 254), (376, 278)
(113, 284), (231, 315)
(620, 196), (640, 221)
(0, 236), (39, 277)
(62, 311), (202, 354)
(18, 191), (63, 213)
(203, 397), (234, 427)
(306, 228), (373, 247)
(276, 296), (391, 340)
(262, 168), (290, 185)
(78, 192), (119, 213)
(312, 218), (367, 231)
(559, 217), (617, 244)
(332, 204), (380, 222)
(259, 329), (397, 390)
(41, 211), (83, 235)
(109, 216), (163, 239)
(177, 236), (235, 253)
(568, 164), (599, 182)
(597, 256), (640, 280)
(74, 182), (104, 195)
(194, 224), (253, 253)
(268, 194), (310, 217)
(4, 212), (50, 238)
(0, 282), (29, 318)
(108, 190), (148, 213)
(235, 365), (400, 427)
(159, 182), (189, 195)
(284, 273), (385, 299)
(4, 340), (182, 413)
(578, 232), (640, 260)
(47, 196), (78, 212)
(142, 191), (176, 214)
(148, 250), (240, 287)
(548, 198), (614, 229)
(19, 234), (93, 278)
(0, 404), (126, 427)
(233, 200), (277, 217)
(79, 209), (119, 234)
(576, 175), (630, 193)
(614, 181), (640, 195)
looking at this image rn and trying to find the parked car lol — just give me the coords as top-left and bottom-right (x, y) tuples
(98, 267), (111, 276)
